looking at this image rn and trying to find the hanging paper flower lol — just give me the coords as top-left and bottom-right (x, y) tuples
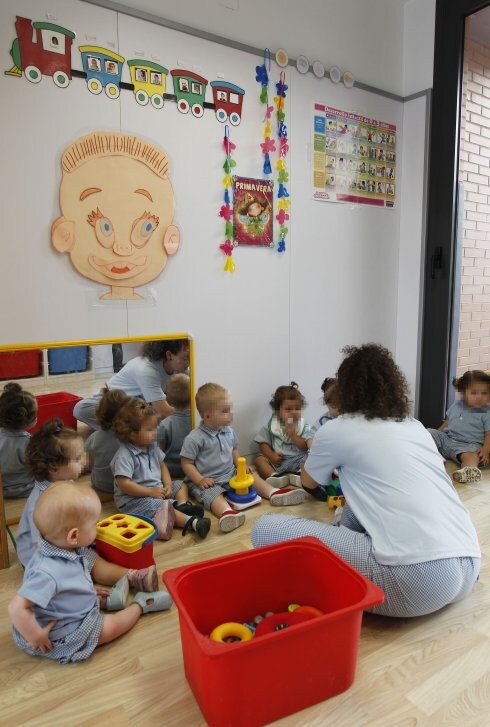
(275, 80), (288, 97)
(277, 239), (286, 253)
(260, 137), (276, 154)
(220, 240), (234, 256)
(277, 199), (290, 211)
(255, 64), (268, 86)
(223, 137), (236, 154)
(219, 204), (233, 221)
(276, 209), (289, 224)
(265, 104), (274, 119)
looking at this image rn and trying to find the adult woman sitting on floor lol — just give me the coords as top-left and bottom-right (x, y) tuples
(251, 343), (481, 618)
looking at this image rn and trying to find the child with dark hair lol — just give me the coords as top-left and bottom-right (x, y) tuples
(428, 369), (490, 483)
(311, 377), (340, 434)
(157, 373), (191, 479)
(17, 418), (159, 598)
(9, 482), (171, 664)
(84, 387), (129, 494)
(252, 343), (481, 619)
(111, 398), (210, 539)
(253, 382), (314, 486)
(0, 383), (37, 498)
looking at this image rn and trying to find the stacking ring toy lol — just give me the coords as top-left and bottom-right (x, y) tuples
(209, 622), (254, 643)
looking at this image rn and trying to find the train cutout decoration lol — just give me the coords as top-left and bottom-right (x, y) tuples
(5, 16), (245, 124)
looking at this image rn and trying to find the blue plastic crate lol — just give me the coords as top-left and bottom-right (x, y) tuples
(48, 346), (89, 375)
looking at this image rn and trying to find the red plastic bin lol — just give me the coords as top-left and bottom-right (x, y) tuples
(163, 536), (384, 726)
(0, 350), (42, 380)
(28, 392), (83, 433)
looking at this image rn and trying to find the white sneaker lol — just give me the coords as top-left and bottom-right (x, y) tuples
(453, 466), (482, 484)
(266, 474), (290, 488)
(219, 510), (246, 533)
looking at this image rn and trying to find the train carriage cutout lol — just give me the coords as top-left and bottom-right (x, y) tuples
(127, 60), (168, 109)
(210, 81), (245, 125)
(5, 16), (75, 88)
(79, 46), (124, 99)
(170, 69), (208, 117)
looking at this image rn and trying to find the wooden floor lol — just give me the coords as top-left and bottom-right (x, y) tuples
(1, 464), (489, 726)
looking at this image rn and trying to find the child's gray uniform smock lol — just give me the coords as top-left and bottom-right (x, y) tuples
(0, 428), (34, 498)
(16, 480), (51, 567)
(180, 422), (238, 509)
(157, 410), (191, 478)
(12, 538), (103, 664)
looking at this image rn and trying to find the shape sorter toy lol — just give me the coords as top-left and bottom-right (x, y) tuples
(95, 513), (157, 569)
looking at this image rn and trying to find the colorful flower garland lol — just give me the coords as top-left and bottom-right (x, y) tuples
(218, 125), (236, 272)
(256, 51), (290, 253)
(274, 71), (290, 253)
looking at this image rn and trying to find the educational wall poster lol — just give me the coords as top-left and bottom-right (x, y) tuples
(313, 103), (396, 208)
(233, 176), (274, 246)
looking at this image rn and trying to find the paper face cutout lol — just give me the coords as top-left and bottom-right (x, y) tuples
(51, 131), (180, 300)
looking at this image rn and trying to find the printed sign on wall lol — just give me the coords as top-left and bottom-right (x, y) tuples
(313, 103), (396, 208)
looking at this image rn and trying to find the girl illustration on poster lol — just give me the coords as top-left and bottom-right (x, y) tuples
(233, 176), (273, 246)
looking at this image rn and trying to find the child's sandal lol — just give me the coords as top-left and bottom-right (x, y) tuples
(105, 575), (129, 611)
(453, 466), (482, 484)
(133, 591), (173, 613)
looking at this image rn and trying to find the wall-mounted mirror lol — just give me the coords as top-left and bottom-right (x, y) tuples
(0, 334), (194, 528)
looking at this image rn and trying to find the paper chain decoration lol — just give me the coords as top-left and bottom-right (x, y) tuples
(256, 50), (290, 253)
(218, 125), (237, 272)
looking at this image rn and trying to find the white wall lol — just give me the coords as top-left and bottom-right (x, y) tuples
(114, 0), (406, 95)
(403, 0), (436, 97)
(0, 0), (427, 453)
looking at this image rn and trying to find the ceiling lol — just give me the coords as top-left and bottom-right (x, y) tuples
(468, 5), (490, 45)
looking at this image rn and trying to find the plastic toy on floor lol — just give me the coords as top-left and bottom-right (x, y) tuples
(226, 456), (262, 510)
(95, 513), (158, 568)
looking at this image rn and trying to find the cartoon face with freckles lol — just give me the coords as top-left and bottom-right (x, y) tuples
(51, 131), (180, 300)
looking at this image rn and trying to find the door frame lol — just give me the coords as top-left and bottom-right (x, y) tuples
(419, 0), (490, 426)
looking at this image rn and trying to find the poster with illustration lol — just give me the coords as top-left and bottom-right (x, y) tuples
(233, 176), (273, 246)
(313, 103), (396, 208)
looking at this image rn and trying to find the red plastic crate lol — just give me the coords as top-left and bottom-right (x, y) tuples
(0, 350), (42, 380)
(28, 392), (83, 433)
(163, 536), (384, 726)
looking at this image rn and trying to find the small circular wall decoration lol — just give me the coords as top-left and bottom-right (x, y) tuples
(275, 48), (289, 67)
(343, 71), (355, 88)
(329, 65), (341, 84)
(312, 60), (325, 79)
(296, 55), (310, 74)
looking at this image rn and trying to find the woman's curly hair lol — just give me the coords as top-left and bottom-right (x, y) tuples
(112, 398), (157, 442)
(337, 343), (410, 420)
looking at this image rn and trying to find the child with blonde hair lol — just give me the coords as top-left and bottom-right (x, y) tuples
(0, 382), (37, 498)
(17, 418), (159, 595)
(111, 398), (210, 539)
(181, 383), (305, 534)
(9, 482), (171, 664)
(157, 373), (191, 479)
(428, 370), (490, 483)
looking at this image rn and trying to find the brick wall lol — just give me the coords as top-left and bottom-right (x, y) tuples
(458, 37), (490, 377)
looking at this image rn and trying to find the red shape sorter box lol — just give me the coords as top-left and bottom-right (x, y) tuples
(96, 513), (157, 569)
(28, 392), (83, 433)
(163, 536), (384, 727)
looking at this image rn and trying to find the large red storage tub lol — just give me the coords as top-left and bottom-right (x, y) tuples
(28, 392), (83, 433)
(163, 536), (384, 726)
(0, 350), (42, 380)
